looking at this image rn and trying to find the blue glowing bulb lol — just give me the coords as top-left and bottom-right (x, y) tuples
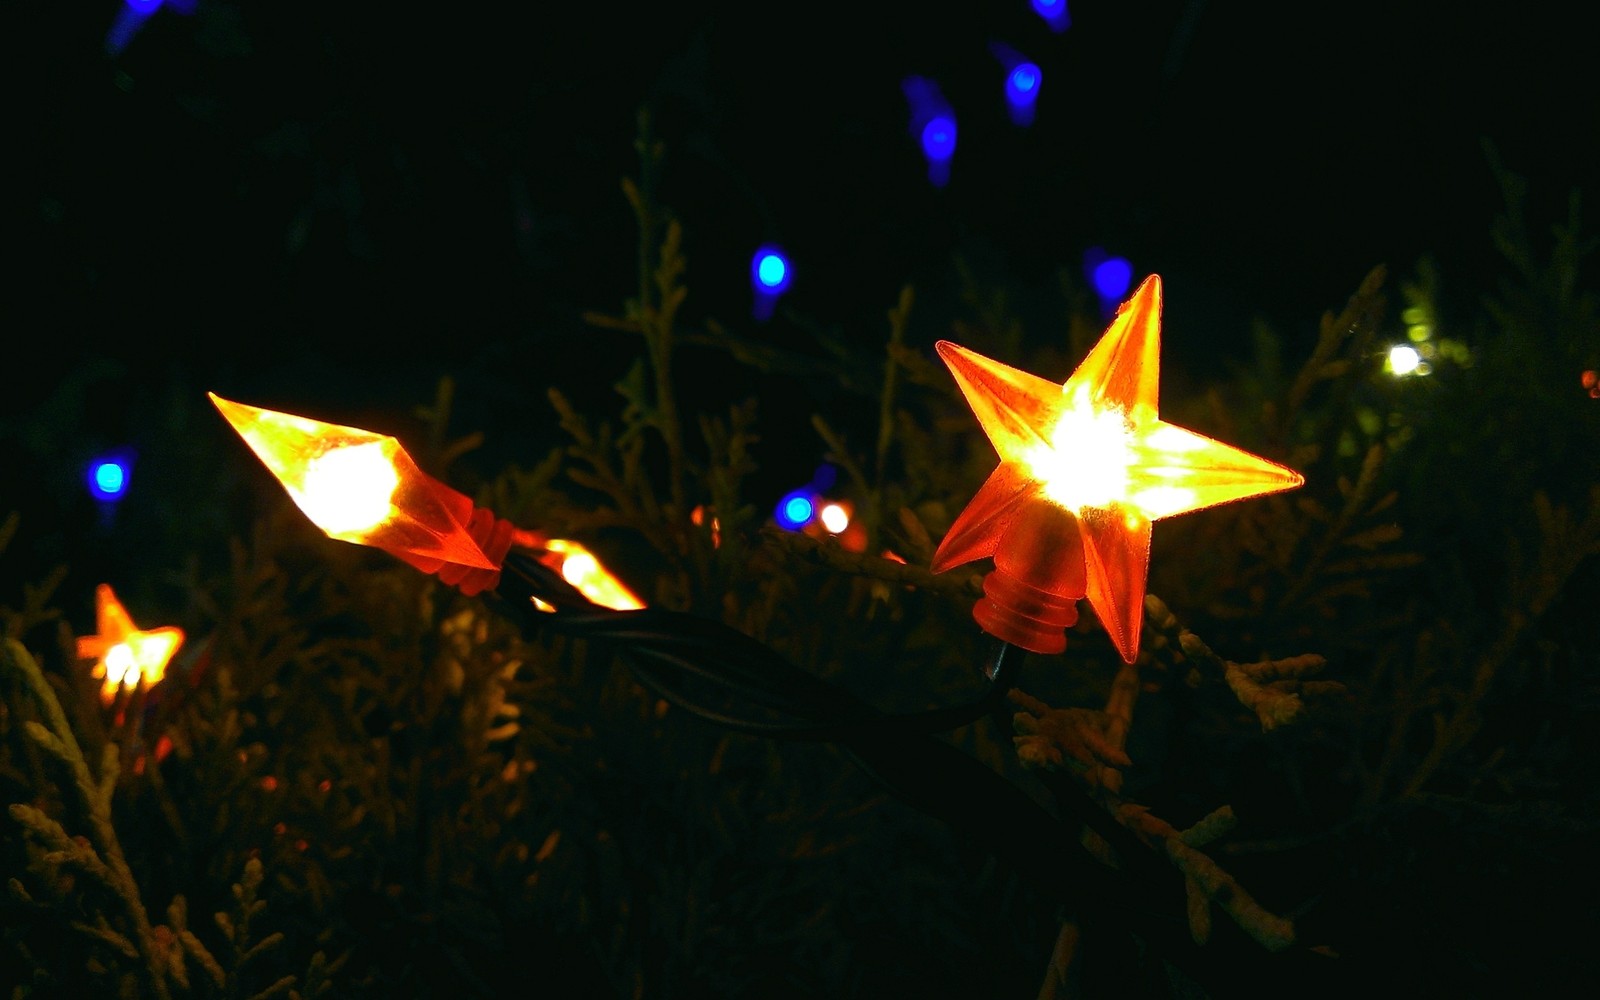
(751, 245), (793, 295)
(1009, 64), (1039, 97)
(757, 254), (786, 289)
(1005, 63), (1042, 120)
(920, 116), (957, 163)
(1032, 0), (1071, 31)
(776, 492), (815, 530)
(88, 457), (131, 501)
(1092, 256), (1134, 302)
(125, 0), (163, 12)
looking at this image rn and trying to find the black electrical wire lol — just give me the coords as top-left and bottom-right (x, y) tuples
(493, 550), (1161, 861)
(484, 547), (1354, 996)
(492, 550), (1182, 905)
(493, 549), (1022, 741)
(492, 550), (1195, 875)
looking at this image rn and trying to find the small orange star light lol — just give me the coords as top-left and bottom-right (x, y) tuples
(210, 393), (643, 609)
(76, 584), (184, 705)
(931, 274), (1304, 661)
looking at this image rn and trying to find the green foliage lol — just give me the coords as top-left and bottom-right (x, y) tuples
(2, 126), (1597, 999)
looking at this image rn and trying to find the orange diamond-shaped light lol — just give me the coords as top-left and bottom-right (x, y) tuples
(931, 274), (1304, 661)
(210, 393), (497, 573)
(76, 584), (184, 705)
(538, 539), (647, 611)
(211, 393), (646, 608)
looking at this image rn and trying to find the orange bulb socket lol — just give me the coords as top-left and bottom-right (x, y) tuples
(435, 505), (519, 596)
(972, 497), (1087, 654)
(390, 477), (521, 596)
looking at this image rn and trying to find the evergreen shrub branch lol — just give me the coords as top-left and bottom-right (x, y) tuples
(1, 124), (1595, 1000)
(3, 638), (172, 999)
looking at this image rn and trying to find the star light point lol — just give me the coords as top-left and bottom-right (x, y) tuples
(931, 274), (1304, 661)
(76, 583), (184, 705)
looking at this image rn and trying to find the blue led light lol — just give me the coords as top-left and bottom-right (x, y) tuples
(107, 0), (194, 57)
(1092, 256), (1134, 302)
(988, 42), (1041, 126)
(920, 116), (957, 162)
(1009, 64), (1039, 97)
(751, 245), (793, 296)
(105, 7), (150, 54)
(88, 456), (132, 501)
(903, 76), (957, 187)
(1032, 0), (1071, 32)
(94, 463), (125, 496)
(776, 492), (816, 530)
(1004, 62), (1042, 125)
(750, 245), (791, 321)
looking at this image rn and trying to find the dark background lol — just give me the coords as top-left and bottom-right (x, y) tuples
(4, 0), (1597, 609)
(1, 7), (1598, 996)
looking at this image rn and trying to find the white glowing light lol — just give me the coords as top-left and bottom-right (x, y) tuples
(1127, 485), (1199, 518)
(296, 441), (399, 535)
(1141, 424), (1208, 453)
(560, 551), (599, 586)
(818, 503), (851, 534)
(1027, 390), (1134, 511)
(99, 631), (183, 696)
(1387, 344), (1422, 376)
(104, 644), (136, 689)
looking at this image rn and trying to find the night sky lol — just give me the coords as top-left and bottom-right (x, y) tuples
(4, 1), (1597, 594)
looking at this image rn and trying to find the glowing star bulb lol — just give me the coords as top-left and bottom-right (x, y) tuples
(931, 274), (1304, 660)
(76, 584), (184, 705)
(209, 393), (499, 578)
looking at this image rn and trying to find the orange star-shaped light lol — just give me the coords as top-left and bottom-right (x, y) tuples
(76, 584), (184, 704)
(931, 274), (1304, 661)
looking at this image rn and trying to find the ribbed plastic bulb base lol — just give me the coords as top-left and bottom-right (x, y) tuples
(971, 496), (1088, 654)
(974, 568), (1080, 654)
